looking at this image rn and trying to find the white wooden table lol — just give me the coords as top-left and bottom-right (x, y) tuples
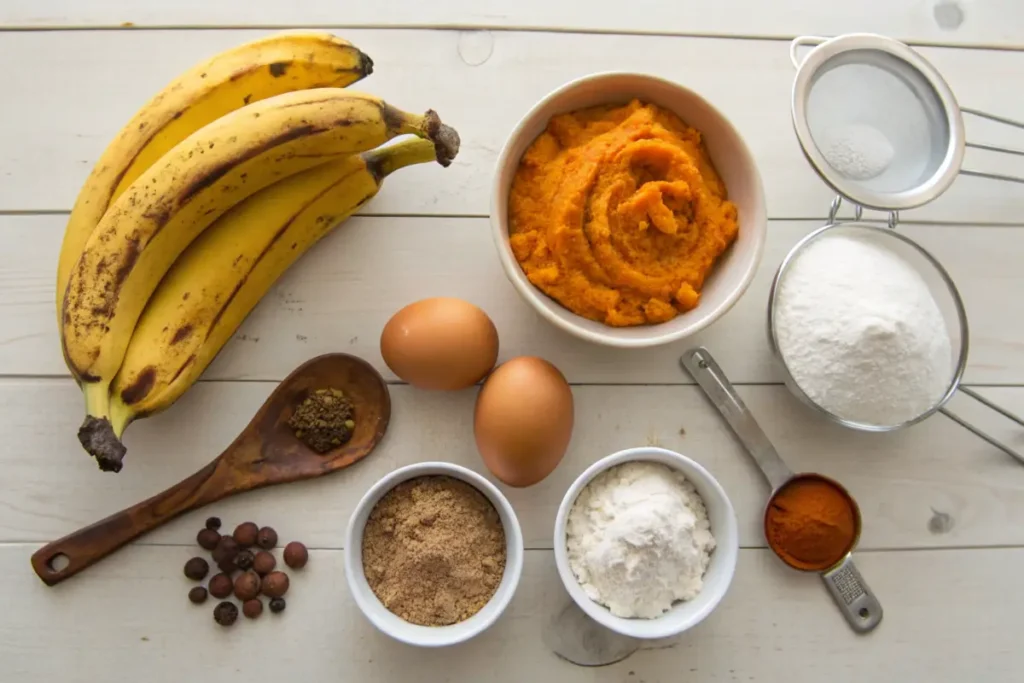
(2, 2), (1023, 681)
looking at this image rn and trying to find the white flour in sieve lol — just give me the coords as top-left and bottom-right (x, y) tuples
(819, 123), (894, 180)
(773, 232), (953, 426)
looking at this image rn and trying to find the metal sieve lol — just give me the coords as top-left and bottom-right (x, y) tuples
(790, 33), (1024, 211)
(767, 212), (1024, 465)
(781, 33), (1024, 463)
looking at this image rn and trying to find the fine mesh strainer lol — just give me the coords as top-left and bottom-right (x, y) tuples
(775, 34), (1024, 464)
(768, 214), (1024, 465)
(790, 33), (1024, 212)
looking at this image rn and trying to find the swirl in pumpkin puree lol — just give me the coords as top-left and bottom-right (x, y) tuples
(509, 100), (739, 327)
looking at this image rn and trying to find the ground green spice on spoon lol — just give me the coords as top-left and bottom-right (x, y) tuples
(288, 388), (356, 453)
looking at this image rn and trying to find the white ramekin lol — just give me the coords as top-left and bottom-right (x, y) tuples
(553, 447), (739, 639)
(345, 461), (524, 647)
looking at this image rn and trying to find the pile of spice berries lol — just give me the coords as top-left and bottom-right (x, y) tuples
(287, 387), (356, 453)
(184, 516), (311, 627)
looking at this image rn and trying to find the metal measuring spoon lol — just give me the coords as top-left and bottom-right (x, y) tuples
(681, 347), (883, 634)
(542, 601), (641, 666)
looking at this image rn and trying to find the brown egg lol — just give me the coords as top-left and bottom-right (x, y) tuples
(380, 297), (499, 390)
(474, 356), (574, 487)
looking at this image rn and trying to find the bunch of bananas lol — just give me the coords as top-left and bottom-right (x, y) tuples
(58, 32), (460, 472)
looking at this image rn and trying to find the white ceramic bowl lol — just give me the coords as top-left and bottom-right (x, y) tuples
(345, 462), (524, 647)
(553, 447), (739, 639)
(491, 72), (767, 348)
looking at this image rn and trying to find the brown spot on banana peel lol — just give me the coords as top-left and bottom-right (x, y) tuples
(143, 206), (171, 228)
(380, 102), (406, 135)
(65, 235), (140, 364)
(177, 124), (323, 205)
(269, 61), (290, 77)
(363, 153), (388, 184)
(77, 416), (127, 473)
(113, 236), (141, 287)
(119, 365), (157, 405)
(171, 323), (193, 344)
(77, 369), (102, 383)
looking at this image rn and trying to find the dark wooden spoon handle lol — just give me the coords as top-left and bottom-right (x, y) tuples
(31, 459), (232, 586)
(31, 353), (390, 587)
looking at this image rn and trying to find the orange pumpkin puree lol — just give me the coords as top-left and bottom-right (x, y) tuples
(509, 100), (739, 326)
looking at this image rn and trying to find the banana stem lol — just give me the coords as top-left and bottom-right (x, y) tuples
(407, 108), (460, 168)
(108, 400), (133, 441)
(78, 381), (126, 473)
(364, 138), (445, 181)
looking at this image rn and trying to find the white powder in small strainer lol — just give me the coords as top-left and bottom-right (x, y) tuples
(819, 123), (895, 180)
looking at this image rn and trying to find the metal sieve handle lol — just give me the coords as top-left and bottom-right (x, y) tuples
(959, 108), (1024, 185)
(789, 36), (827, 69)
(828, 195), (898, 229)
(940, 387), (1024, 466)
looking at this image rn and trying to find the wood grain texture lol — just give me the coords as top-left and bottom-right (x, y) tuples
(3, 215), (1022, 384)
(1, 30), (1023, 221)
(5, 380), (1023, 550)
(4, 0), (1023, 47)
(30, 354), (390, 585)
(2, 544), (1022, 682)
(1, 7), (1022, 678)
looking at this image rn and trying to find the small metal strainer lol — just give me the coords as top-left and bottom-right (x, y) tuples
(790, 33), (1024, 211)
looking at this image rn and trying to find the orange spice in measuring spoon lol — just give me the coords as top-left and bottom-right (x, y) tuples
(682, 347), (882, 633)
(764, 474), (859, 572)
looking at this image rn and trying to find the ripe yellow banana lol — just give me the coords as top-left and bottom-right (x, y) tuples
(65, 89), (460, 471)
(107, 138), (446, 459)
(57, 32), (374, 322)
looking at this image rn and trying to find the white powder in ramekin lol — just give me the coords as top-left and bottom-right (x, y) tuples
(566, 461), (715, 619)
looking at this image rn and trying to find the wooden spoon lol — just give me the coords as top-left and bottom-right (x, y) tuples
(31, 353), (391, 586)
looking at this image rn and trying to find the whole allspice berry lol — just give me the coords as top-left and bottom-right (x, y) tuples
(256, 526), (278, 550)
(233, 522), (259, 547)
(212, 536), (240, 567)
(208, 572), (234, 600)
(283, 542), (309, 569)
(261, 571), (290, 598)
(269, 597), (286, 614)
(243, 598), (263, 619)
(234, 549), (255, 571)
(188, 586), (208, 604)
(197, 528), (221, 551)
(252, 551), (276, 576)
(234, 570), (261, 601)
(183, 557), (210, 581)
(206, 516), (222, 531)
(213, 601), (238, 626)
